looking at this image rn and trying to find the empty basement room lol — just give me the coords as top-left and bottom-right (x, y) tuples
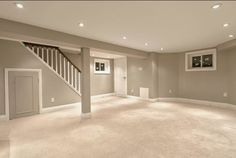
(0, 1), (236, 158)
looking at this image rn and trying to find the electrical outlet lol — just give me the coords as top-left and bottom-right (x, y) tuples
(169, 89), (172, 94)
(51, 97), (55, 103)
(223, 92), (228, 97)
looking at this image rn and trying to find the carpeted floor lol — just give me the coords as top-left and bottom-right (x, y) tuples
(0, 96), (236, 158)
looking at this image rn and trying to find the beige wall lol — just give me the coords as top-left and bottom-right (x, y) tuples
(90, 57), (114, 96)
(178, 50), (229, 103)
(0, 39), (80, 115)
(158, 53), (179, 98)
(127, 47), (236, 105)
(227, 47), (236, 105)
(127, 56), (152, 97)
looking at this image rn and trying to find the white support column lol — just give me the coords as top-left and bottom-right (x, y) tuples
(81, 47), (91, 115)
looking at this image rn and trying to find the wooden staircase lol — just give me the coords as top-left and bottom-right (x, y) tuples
(23, 42), (81, 95)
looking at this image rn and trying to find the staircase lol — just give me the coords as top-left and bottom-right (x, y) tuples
(23, 42), (81, 95)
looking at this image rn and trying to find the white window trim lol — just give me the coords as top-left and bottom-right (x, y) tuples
(94, 58), (111, 74)
(185, 48), (217, 72)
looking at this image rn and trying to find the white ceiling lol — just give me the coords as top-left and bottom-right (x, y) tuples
(0, 1), (235, 53)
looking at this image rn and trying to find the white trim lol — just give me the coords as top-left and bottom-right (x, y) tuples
(185, 48), (217, 72)
(41, 102), (81, 113)
(81, 112), (91, 119)
(126, 95), (150, 101)
(125, 95), (236, 110)
(92, 93), (115, 99)
(22, 42), (81, 95)
(4, 68), (43, 120)
(177, 98), (236, 110)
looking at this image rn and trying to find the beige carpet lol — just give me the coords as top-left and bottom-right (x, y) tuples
(0, 96), (236, 158)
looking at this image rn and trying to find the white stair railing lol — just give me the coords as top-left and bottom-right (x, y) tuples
(23, 42), (81, 95)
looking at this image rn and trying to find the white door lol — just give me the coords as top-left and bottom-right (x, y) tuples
(114, 57), (127, 96)
(8, 71), (39, 119)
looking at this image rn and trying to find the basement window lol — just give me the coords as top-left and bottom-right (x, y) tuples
(94, 58), (110, 74)
(185, 49), (217, 71)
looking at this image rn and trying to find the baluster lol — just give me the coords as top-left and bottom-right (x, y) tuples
(37, 47), (39, 56)
(75, 69), (77, 91)
(51, 49), (54, 70)
(64, 58), (66, 80)
(59, 53), (62, 76)
(46, 48), (49, 65)
(67, 61), (70, 83)
(71, 65), (74, 87)
(55, 50), (58, 73)
(42, 47), (44, 62)
(78, 72), (81, 93)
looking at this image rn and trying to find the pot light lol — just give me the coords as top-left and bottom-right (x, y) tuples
(145, 43), (148, 46)
(161, 48), (164, 51)
(78, 22), (84, 27)
(15, 3), (23, 9)
(122, 36), (127, 40)
(229, 35), (234, 38)
(223, 23), (229, 27)
(212, 3), (222, 9)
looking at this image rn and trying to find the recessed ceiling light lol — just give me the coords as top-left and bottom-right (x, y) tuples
(145, 43), (148, 46)
(15, 3), (23, 9)
(78, 22), (84, 27)
(229, 35), (234, 38)
(161, 48), (164, 51)
(212, 3), (222, 9)
(122, 36), (127, 40)
(223, 23), (229, 27)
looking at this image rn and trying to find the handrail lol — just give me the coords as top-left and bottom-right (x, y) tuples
(23, 42), (81, 72)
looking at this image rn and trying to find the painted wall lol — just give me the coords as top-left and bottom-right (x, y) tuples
(178, 50), (229, 103)
(127, 47), (236, 105)
(90, 57), (114, 96)
(63, 53), (114, 96)
(127, 56), (152, 97)
(0, 39), (80, 115)
(158, 53), (179, 98)
(227, 47), (236, 105)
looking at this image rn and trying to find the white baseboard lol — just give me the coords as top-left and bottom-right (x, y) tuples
(0, 115), (7, 121)
(125, 95), (236, 110)
(177, 98), (236, 110)
(91, 93), (115, 99)
(81, 112), (91, 119)
(41, 102), (81, 114)
(126, 95), (151, 101)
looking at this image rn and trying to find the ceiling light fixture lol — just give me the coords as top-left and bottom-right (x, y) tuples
(223, 23), (229, 27)
(212, 3), (222, 9)
(122, 36), (127, 40)
(145, 43), (148, 46)
(78, 22), (84, 27)
(229, 35), (234, 38)
(15, 3), (23, 9)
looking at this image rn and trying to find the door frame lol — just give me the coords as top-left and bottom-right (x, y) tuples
(114, 57), (127, 97)
(4, 68), (42, 120)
